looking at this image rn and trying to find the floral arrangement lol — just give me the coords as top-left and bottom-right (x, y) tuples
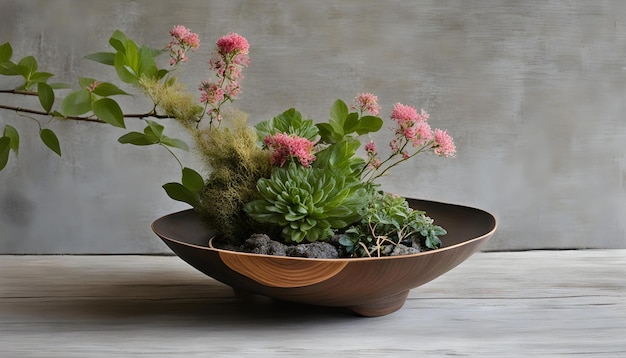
(0, 26), (455, 258)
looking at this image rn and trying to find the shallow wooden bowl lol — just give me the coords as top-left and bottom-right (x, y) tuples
(152, 198), (497, 317)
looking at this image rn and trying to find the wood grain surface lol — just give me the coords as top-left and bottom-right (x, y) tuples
(1, 251), (624, 357)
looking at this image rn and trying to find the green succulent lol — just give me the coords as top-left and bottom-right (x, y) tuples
(244, 162), (369, 244)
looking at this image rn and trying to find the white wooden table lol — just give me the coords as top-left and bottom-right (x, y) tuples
(1, 251), (625, 357)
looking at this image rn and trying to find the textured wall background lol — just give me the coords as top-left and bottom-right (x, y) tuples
(1, 0), (625, 253)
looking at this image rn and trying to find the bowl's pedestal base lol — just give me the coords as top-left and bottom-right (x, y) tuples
(346, 290), (409, 317)
(233, 288), (410, 317)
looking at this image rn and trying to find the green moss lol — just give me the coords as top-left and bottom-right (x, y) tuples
(193, 112), (272, 243)
(139, 77), (202, 126)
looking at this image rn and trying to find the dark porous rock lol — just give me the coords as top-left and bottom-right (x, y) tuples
(285, 241), (339, 259)
(389, 244), (422, 256)
(241, 234), (287, 256)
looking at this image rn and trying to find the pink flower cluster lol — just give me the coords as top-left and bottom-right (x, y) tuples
(216, 33), (249, 55)
(361, 97), (455, 181)
(389, 102), (455, 158)
(433, 128), (456, 157)
(200, 32), (250, 124)
(351, 93), (381, 116)
(390, 102), (433, 150)
(364, 140), (382, 169)
(264, 133), (316, 168)
(198, 80), (224, 105)
(210, 33), (250, 77)
(167, 25), (200, 66)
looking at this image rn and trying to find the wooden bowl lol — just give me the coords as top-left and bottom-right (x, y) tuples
(151, 198), (497, 317)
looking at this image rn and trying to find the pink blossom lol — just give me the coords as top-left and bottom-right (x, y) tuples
(369, 158), (382, 170)
(264, 133), (316, 167)
(168, 25), (200, 66)
(351, 93), (381, 116)
(233, 53), (251, 67)
(170, 26), (200, 50)
(390, 138), (401, 154)
(433, 128), (456, 157)
(216, 33), (249, 55)
(227, 64), (244, 80)
(410, 121), (433, 147)
(364, 140), (377, 154)
(170, 26), (190, 41)
(199, 81), (225, 104)
(402, 126), (417, 141)
(418, 108), (430, 122)
(391, 103), (419, 124)
(208, 54), (225, 73)
(169, 25), (200, 49)
(224, 81), (241, 98)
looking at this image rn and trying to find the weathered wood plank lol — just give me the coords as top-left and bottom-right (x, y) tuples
(1, 251), (625, 357)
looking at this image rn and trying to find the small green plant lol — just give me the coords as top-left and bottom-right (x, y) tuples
(339, 192), (447, 257)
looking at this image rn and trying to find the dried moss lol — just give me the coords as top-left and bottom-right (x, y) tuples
(139, 77), (201, 127)
(193, 111), (272, 243)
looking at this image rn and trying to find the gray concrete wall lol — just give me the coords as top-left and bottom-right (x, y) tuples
(1, 0), (625, 253)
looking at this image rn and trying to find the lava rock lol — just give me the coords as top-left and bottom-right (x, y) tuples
(389, 244), (421, 256)
(285, 241), (339, 259)
(241, 234), (287, 256)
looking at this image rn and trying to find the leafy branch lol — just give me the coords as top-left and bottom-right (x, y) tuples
(1, 31), (199, 205)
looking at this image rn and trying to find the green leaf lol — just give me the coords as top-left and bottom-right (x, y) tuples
(109, 30), (129, 53)
(113, 52), (138, 84)
(79, 79), (129, 97)
(0, 137), (10, 171)
(160, 136), (189, 151)
(29, 72), (54, 84)
(40, 128), (61, 156)
(316, 122), (343, 144)
(84, 52), (115, 66)
(78, 77), (97, 90)
(117, 131), (158, 146)
(61, 90), (92, 116)
(0, 42), (12, 62)
(162, 182), (200, 208)
(156, 69), (170, 80)
(0, 60), (19, 76)
(144, 120), (164, 139)
(354, 115), (383, 135)
(124, 40), (139, 69)
(16, 56), (37, 78)
(37, 82), (55, 113)
(330, 99), (348, 131)
(136, 45), (158, 79)
(343, 112), (359, 133)
(3, 125), (19, 155)
(92, 98), (125, 128)
(91, 82), (129, 97)
(181, 167), (204, 193)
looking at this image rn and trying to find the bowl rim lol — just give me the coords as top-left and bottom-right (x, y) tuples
(151, 199), (498, 263)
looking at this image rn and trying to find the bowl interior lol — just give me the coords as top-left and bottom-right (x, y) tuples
(152, 198), (497, 251)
